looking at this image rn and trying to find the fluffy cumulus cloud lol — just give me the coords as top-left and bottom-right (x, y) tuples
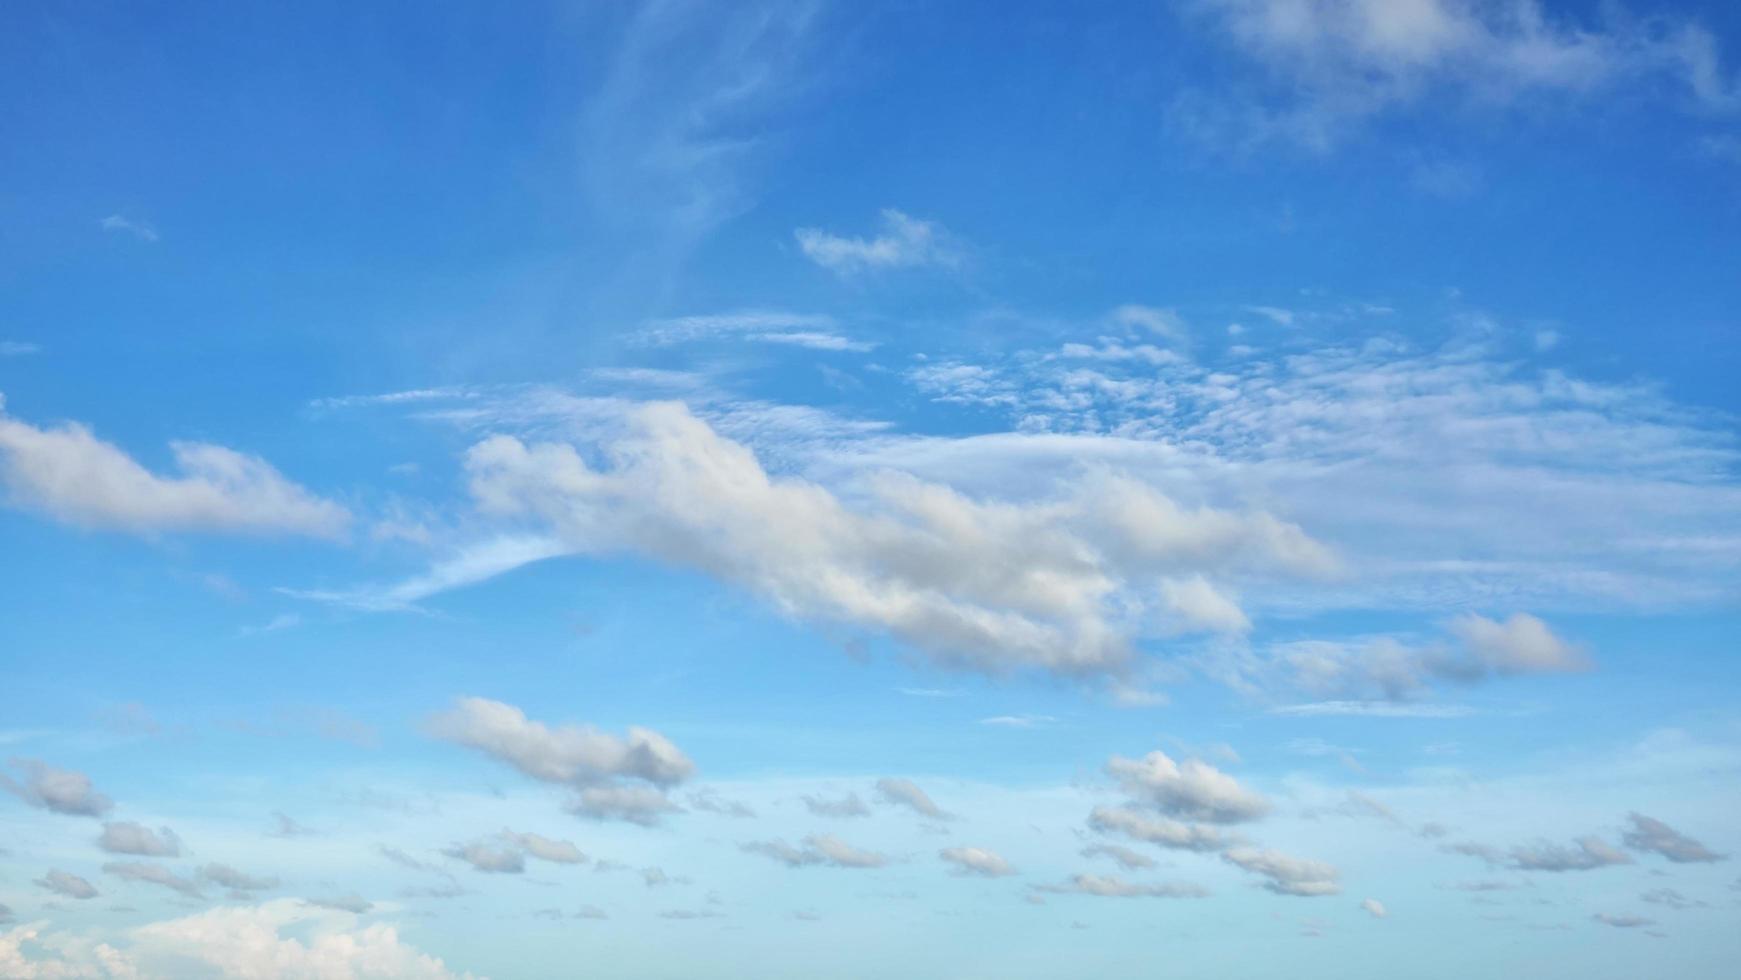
(1184, 0), (1740, 149)
(794, 209), (960, 276)
(1448, 612), (1587, 674)
(741, 835), (889, 869)
(462, 402), (1330, 677)
(0, 398), (348, 538)
(1621, 813), (1725, 863)
(1222, 847), (1342, 896)
(128, 899), (470, 978)
(2, 759), (114, 817)
(429, 697), (693, 825)
(939, 847), (1016, 877)
(1105, 750), (1270, 824)
(97, 822), (182, 857)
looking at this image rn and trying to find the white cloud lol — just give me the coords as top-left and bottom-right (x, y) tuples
(429, 698), (692, 827)
(0, 400), (348, 538)
(1184, 0), (1741, 150)
(1448, 612), (1587, 674)
(35, 870), (98, 900)
(742, 834), (889, 869)
(463, 401), (1323, 676)
(795, 209), (960, 276)
(100, 214), (158, 242)
(1079, 843), (1156, 870)
(802, 793), (870, 818)
(283, 535), (569, 612)
(1160, 575), (1251, 634)
(130, 899), (471, 978)
(443, 840), (525, 874)
(874, 778), (952, 820)
(199, 864), (279, 894)
(939, 846), (1015, 877)
(1507, 835), (1632, 872)
(1034, 874), (1209, 899)
(1087, 805), (1233, 853)
(0, 341), (39, 357)
(97, 822), (181, 857)
(637, 311), (876, 353)
(1222, 846), (1342, 896)
(1360, 897), (1388, 918)
(2, 759), (114, 816)
(501, 830), (587, 865)
(103, 862), (203, 898)
(1105, 749), (1270, 824)
(1621, 812), (1725, 863)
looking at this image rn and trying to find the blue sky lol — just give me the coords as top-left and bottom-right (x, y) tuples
(2, 1), (1739, 977)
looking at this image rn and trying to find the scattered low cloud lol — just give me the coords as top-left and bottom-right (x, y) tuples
(1105, 749), (1269, 824)
(2, 758), (114, 816)
(1621, 812), (1726, 863)
(428, 697), (692, 825)
(35, 869), (99, 900)
(875, 778), (953, 820)
(0, 399), (349, 538)
(104, 861), (204, 898)
(1222, 847), (1342, 896)
(1360, 898), (1388, 919)
(97, 822), (182, 857)
(939, 846), (1015, 877)
(1034, 874), (1209, 899)
(803, 792), (870, 818)
(795, 209), (960, 276)
(741, 835), (889, 869)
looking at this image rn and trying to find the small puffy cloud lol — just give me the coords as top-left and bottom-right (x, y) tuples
(939, 847), (1015, 877)
(304, 894), (374, 914)
(795, 209), (960, 276)
(0, 400), (349, 538)
(741, 835), (889, 869)
(874, 778), (952, 820)
(1080, 843), (1157, 870)
(502, 830), (586, 865)
(1449, 613), (1586, 674)
(269, 811), (317, 838)
(567, 784), (682, 826)
(200, 863), (279, 893)
(1360, 898), (1388, 918)
(1105, 750), (1269, 824)
(1222, 847), (1341, 896)
(443, 841), (525, 874)
(429, 697), (692, 826)
(1035, 874), (1209, 899)
(104, 861), (203, 898)
(36, 869), (99, 900)
(1088, 806), (1232, 853)
(1592, 913), (1655, 929)
(98, 822), (182, 857)
(803, 793), (870, 818)
(1509, 836), (1632, 872)
(1621, 813), (1725, 864)
(2, 759), (114, 816)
